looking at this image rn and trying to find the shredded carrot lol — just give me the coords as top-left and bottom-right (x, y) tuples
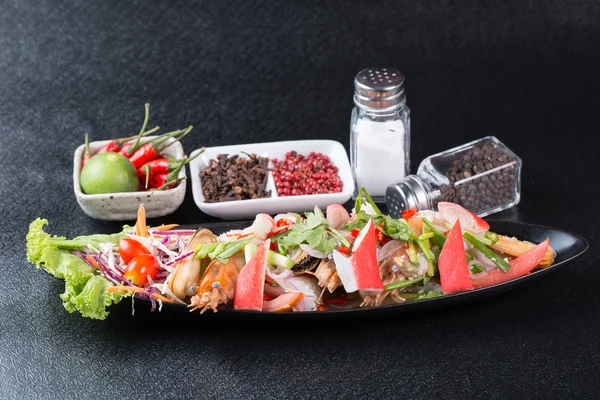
(134, 204), (149, 238)
(150, 224), (179, 232)
(86, 255), (99, 269)
(106, 285), (176, 303)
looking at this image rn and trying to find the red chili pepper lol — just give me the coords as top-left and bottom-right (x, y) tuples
(128, 126), (194, 168)
(149, 173), (185, 190)
(269, 242), (278, 251)
(96, 141), (120, 154)
(118, 125), (161, 156)
(376, 224), (388, 245)
(401, 208), (417, 220)
(276, 219), (289, 228)
(82, 134), (92, 166)
(338, 246), (350, 255)
(145, 148), (206, 190)
(351, 229), (360, 238)
(263, 294), (274, 301)
(325, 297), (347, 305)
(317, 305), (328, 311)
(149, 172), (169, 189)
(142, 159), (170, 175)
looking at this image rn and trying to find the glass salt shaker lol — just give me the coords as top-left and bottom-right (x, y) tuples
(386, 136), (522, 217)
(350, 67), (410, 202)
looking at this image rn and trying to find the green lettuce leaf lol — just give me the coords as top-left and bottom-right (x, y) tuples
(26, 218), (132, 320)
(61, 275), (131, 320)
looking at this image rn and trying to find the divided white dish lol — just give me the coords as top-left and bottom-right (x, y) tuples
(189, 140), (354, 219)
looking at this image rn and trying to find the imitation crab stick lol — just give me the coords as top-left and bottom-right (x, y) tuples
(263, 292), (304, 312)
(333, 220), (384, 294)
(438, 220), (473, 293)
(105, 286), (176, 303)
(471, 239), (550, 288)
(234, 239), (269, 311)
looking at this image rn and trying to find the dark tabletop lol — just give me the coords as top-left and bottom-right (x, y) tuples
(1, 1), (599, 399)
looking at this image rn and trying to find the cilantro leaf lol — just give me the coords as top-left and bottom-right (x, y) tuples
(274, 206), (349, 255)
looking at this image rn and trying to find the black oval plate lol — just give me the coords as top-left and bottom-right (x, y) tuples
(137, 220), (588, 319)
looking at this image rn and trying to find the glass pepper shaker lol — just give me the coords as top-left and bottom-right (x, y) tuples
(386, 136), (522, 217)
(350, 67), (411, 202)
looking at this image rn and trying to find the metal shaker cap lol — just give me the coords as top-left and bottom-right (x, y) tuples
(385, 175), (431, 218)
(354, 68), (406, 111)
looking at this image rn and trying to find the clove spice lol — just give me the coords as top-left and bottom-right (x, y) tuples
(200, 153), (271, 202)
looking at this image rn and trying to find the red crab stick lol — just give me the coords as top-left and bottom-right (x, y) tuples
(438, 202), (489, 234)
(438, 220), (474, 293)
(234, 240), (269, 311)
(333, 220), (384, 294)
(471, 238), (550, 288)
(263, 292), (304, 312)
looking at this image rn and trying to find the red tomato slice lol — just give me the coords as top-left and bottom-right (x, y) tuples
(119, 238), (151, 264)
(471, 239), (550, 288)
(124, 254), (159, 286)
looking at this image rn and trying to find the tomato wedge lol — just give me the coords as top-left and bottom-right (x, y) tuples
(119, 238), (151, 264)
(124, 254), (159, 286)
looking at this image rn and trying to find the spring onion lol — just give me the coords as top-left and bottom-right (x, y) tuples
(418, 232), (435, 240)
(384, 276), (424, 291)
(463, 232), (511, 272)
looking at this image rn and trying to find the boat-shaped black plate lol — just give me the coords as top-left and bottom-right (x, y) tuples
(136, 220), (588, 319)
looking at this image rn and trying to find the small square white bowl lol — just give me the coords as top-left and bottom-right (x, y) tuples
(189, 140), (354, 219)
(73, 137), (186, 221)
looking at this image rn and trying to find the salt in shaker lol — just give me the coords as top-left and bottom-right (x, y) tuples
(350, 67), (411, 202)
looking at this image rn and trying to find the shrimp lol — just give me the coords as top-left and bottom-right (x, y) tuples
(314, 259), (341, 293)
(361, 247), (426, 307)
(188, 254), (245, 313)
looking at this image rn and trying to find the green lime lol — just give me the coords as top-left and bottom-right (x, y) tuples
(80, 152), (140, 194)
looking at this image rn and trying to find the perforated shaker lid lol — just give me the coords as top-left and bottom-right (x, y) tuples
(354, 68), (406, 110)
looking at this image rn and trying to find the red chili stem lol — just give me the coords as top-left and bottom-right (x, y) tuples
(82, 133), (92, 166)
(163, 147), (205, 181)
(154, 177), (185, 191)
(139, 164), (152, 189)
(156, 125), (194, 153)
(120, 126), (162, 156)
(129, 103), (151, 152)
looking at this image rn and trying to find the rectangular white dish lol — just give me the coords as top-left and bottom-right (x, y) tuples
(189, 140), (354, 219)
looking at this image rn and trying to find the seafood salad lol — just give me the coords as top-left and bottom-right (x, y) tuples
(26, 188), (555, 319)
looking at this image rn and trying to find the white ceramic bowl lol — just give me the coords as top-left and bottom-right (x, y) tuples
(189, 140), (354, 219)
(73, 137), (186, 221)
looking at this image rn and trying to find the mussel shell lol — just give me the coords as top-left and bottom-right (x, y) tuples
(291, 255), (320, 272)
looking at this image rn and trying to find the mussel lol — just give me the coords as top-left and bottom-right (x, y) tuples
(168, 229), (217, 300)
(291, 255), (321, 272)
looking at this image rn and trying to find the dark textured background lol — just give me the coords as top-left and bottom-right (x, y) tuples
(1, 0), (599, 398)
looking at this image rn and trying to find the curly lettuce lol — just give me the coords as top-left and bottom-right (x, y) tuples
(26, 218), (132, 320)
